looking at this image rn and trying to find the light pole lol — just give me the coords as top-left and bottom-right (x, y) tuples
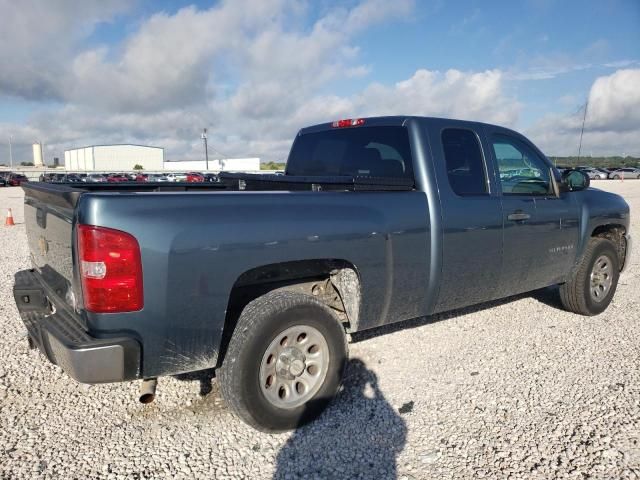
(201, 128), (209, 170)
(8, 135), (13, 168)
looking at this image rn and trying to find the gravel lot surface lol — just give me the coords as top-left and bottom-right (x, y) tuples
(0, 181), (638, 479)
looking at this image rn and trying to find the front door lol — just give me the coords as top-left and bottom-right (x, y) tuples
(486, 130), (579, 297)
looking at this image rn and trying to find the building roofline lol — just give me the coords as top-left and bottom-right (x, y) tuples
(65, 144), (164, 152)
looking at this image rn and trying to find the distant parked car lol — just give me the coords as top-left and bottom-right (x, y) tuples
(186, 172), (204, 183)
(608, 168), (640, 179)
(84, 174), (107, 183)
(146, 173), (170, 182)
(106, 174), (130, 183)
(45, 173), (82, 183)
(0, 176), (6, 187)
(595, 168), (611, 177)
(579, 167), (608, 180)
(64, 174), (84, 183)
(203, 173), (219, 183)
(166, 173), (187, 182)
(7, 173), (28, 186)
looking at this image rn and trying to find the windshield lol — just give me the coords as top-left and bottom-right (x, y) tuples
(286, 126), (414, 181)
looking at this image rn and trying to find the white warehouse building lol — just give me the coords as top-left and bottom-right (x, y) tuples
(64, 144), (164, 171)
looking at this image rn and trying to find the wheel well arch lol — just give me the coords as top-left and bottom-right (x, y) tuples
(217, 259), (361, 367)
(591, 224), (627, 269)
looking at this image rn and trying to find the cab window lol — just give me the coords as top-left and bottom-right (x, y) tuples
(286, 126), (413, 180)
(492, 134), (552, 195)
(442, 128), (488, 196)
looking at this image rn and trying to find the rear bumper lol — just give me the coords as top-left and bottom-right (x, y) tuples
(13, 269), (141, 384)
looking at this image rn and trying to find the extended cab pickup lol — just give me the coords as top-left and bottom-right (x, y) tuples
(13, 116), (631, 431)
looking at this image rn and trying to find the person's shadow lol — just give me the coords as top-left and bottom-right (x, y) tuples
(274, 358), (407, 479)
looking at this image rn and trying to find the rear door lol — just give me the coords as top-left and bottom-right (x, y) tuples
(484, 128), (580, 297)
(426, 120), (503, 313)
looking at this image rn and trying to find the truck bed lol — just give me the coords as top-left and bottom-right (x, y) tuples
(28, 173), (414, 203)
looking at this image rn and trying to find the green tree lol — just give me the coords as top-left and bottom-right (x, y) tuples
(261, 161), (286, 170)
(133, 164), (144, 170)
(20, 161), (35, 166)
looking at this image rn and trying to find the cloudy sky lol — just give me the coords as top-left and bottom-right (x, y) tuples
(0, 0), (639, 164)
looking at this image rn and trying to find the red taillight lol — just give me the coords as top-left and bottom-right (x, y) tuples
(331, 118), (365, 128)
(77, 225), (143, 313)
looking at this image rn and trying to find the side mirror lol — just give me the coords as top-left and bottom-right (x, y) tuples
(561, 169), (590, 192)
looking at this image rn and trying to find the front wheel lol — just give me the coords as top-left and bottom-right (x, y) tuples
(218, 291), (348, 432)
(559, 238), (620, 316)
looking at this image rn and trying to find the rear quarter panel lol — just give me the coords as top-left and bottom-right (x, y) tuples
(77, 190), (430, 377)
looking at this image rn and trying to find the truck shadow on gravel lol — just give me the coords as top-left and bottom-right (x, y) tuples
(274, 358), (407, 480)
(173, 368), (216, 396)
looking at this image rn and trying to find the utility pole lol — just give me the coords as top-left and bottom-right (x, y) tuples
(201, 128), (209, 170)
(9, 135), (13, 168)
(577, 100), (588, 163)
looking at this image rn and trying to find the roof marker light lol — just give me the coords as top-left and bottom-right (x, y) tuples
(331, 118), (365, 128)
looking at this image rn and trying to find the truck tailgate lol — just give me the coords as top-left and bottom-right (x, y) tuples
(23, 183), (82, 311)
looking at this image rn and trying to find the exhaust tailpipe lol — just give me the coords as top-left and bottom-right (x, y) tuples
(139, 378), (157, 404)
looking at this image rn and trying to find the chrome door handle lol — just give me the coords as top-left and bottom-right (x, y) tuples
(508, 211), (531, 221)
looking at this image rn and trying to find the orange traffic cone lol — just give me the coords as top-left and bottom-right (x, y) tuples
(5, 208), (15, 226)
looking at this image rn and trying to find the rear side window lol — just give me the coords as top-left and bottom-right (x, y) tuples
(441, 128), (488, 196)
(286, 126), (414, 180)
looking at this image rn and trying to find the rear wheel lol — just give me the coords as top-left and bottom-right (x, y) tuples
(218, 291), (348, 432)
(559, 238), (620, 315)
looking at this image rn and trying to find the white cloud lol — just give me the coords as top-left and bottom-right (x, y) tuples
(199, 67), (519, 161)
(1, 65), (519, 163)
(0, 0), (130, 100)
(1, 0), (635, 166)
(1, 0), (423, 162)
(506, 62), (594, 81)
(286, 68), (519, 125)
(587, 69), (640, 132)
(6, 0), (414, 115)
(526, 69), (640, 156)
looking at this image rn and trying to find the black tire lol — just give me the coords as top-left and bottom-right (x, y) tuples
(613, 175), (621, 180)
(559, 237), (620, 316)
(218, 291), (348, 432)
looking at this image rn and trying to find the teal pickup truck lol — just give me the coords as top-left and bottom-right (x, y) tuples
(13, 116), (631, 431)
